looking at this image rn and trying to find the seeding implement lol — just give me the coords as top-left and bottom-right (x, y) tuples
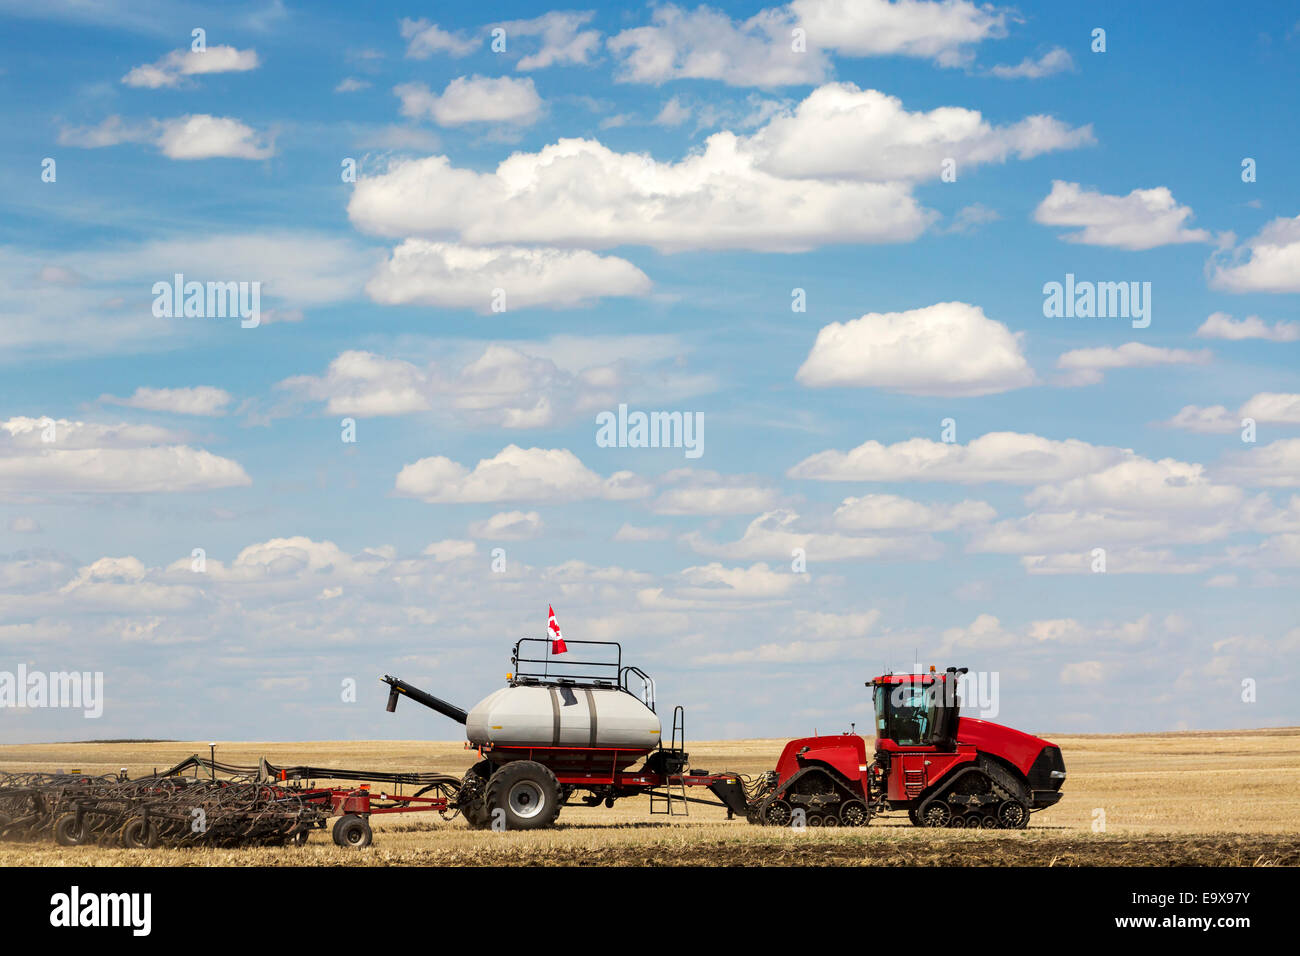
(2, 641), (1065, 848)
(0, 756), (463, 849)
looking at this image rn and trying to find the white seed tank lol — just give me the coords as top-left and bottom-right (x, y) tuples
(465, 683), (661, 751)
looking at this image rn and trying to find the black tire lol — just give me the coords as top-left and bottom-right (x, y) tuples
(485, 761), (561, 831)
(332, 814), (373, 848)
(461, 800), (492, 830)
(54, 813), (86, 847)
(119, 816), (159, 849)
(459, 760), (494, 830)
(805, 813), (823, 827)
(908, 808), (923, 827)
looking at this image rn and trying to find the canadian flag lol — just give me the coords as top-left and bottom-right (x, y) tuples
(547, 605), (568, 654)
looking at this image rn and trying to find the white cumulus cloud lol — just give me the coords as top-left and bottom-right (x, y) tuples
(400, 19), (479, 58)
(1195, 311), (1300, 342)
(365, 240), (651, 311)
(608, 4), (830, 87)
(1034, 180), (1211, 250)
(989, 46), (1074, 79)
(790, 0), (1008, 66)
(790, 431), (1125, 484)
(795, 301), (1034, 396)
(101, 386), (233, 416)
(349, 134), (928, 253)
(395, 75), (543, 126)
(0, 417), (250, 495)
(745, 83), (1092, 181)
(122, 45), (260, 88)
(501, 11), (601, 70)
(349, 83), (1091, 253)
(468, 510), (544, 540)
(60, 114), (274, 160)
(1055, 342), (1211, 386)
(394, 445), (652, 504)
(1210, 215), (1300, 293)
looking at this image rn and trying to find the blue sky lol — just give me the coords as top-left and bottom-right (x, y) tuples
(1, 0), (1298, 744)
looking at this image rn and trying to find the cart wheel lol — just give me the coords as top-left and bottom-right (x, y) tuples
(54, 813), (87, 847)
(805, 813), (823, 827)
(821, 813), (839, 827)
(485, 761), (561, 831)
(332, 814), (373, 848)
(119, 816), (159, 849)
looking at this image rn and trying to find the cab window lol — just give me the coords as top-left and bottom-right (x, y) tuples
(875, 682), (938, 746)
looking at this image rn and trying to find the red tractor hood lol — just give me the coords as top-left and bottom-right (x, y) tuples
(955, 717), (1057, 777)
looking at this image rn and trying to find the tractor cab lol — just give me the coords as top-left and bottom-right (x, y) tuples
(869, 667), (966, 750)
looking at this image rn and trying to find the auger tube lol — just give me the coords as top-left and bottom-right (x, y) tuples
(382, 675), (468, 725)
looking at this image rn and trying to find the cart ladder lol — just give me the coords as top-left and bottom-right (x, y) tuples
(650, 706), (689, 816)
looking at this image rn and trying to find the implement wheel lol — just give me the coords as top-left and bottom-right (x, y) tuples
(486, 761), (561, 830)
(332, 814), (373, 848)
(120, 816), (159, 849)
(459, 760), (494, 830)
(54, 813), (87, 847)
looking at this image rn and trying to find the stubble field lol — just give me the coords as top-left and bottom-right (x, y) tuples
(2, 727), (1297, 866)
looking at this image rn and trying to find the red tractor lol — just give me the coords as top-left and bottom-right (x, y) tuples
(747, 666), (1065, 828)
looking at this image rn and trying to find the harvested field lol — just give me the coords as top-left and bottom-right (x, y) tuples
(2, 728), (1297, 866)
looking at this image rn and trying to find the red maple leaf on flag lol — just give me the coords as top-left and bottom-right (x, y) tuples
(547, 605), (567, 654)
